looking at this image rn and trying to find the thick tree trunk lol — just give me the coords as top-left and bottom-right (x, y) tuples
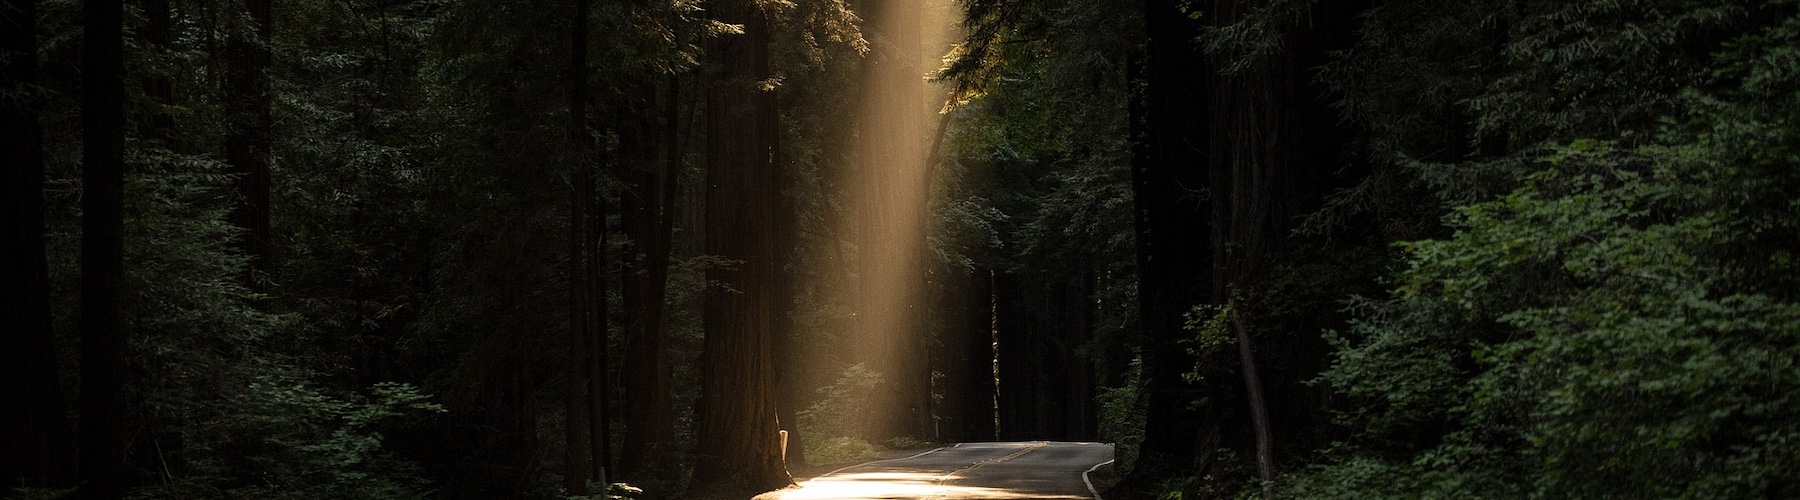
(1202, 0), (1349, 294)
(692, 0), (792, 492)
(1127, 0), (1211, 476)
(994, 265), (1102, 442)
(225, 0), (272, 286)
(619, 78), (678, 480)
(476, 320), (541, 491)
(564, 0), (596, 492)
(966, 270), (997, 441)
(1186, 0), (1361, 490)
(934, 266), (996, 442)
(772, 110), (809, 467)
(563, 169), (591, 494)
(1064, 266), (1097, 440)
(992, 272), (1030, 441)
(1, 0), (74, 490)
(79, 0), (129, 495)
(853, 0), (933, 443)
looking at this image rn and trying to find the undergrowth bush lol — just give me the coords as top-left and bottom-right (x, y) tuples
(801, 436), (884, 467)
(796, 364), (887, 465)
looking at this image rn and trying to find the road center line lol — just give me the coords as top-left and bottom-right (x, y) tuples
(926, 441), (1047, 499)
(816, 446), (949, 478)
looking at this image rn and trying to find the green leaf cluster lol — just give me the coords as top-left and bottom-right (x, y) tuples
(1292, 2), (1800, 496)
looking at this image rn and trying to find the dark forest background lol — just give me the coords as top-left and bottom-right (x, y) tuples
(5, 0), (1800, 498)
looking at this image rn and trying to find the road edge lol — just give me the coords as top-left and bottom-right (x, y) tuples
(1083, 458), (1116, 500)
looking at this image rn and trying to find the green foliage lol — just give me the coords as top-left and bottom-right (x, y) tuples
(215, 381), (447, 500)
(1298, 27), (1800, 499)
(801, 437), (884, 467)
(797, 363), (885, 443)
(1096, 357), (1146, 474)
(1181, 305), (1235, 380)
(1196, 0), (1315, 76)
(1302, 137), (1800, 496)
(883, 436), (936, 451)
(1281, 2), (1800, 498)
(792, 365), (949, 465)
(941, 0), (1143, 369)
(795, 364), (888, 467)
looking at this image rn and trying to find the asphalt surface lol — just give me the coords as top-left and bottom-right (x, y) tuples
(778, 441), (1115, 500)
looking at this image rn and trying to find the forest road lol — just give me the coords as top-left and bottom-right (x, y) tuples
(776, 441), (1115, 500)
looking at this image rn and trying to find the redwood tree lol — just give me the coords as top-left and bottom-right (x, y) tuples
(852, 0), (934, 442)
(1, 0), (73, 490)
(692, 0), (792, 491)
(564, 0), (606, 492)
(1128, 0), (1211, 476)
(79, 0), (128, 495)
(619, 79), (679, 480)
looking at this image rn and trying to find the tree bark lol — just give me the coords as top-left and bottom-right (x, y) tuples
(772, 95), (808, 468)
(563, 157), (592, 494)
(619, 77), (678, 480)
(1064, 266), (1097, 440)
(2, 0), (74, 490)
(1187, 0), (1361, 489)
(1127, 0), (1211, 476)
(853, 0), (933, 442)
(934, 265), (996, 442)
(1230, 306), (1275, 499)
(564, 0), (595, 492)
(692, 0), (792, 492)
(992, 272), (1030, 441)
(965, 269), (997, 441)
(225, 0), (272, 286)
(585, 170), (610, 486)
(79, 0), (129, 495)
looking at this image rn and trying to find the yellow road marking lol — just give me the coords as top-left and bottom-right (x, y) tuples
(926, 442), (1047, 499)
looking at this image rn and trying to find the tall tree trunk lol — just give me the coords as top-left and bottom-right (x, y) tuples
(1064, 265), (1097, 440)
(933, 265), (996, 442)
(620, 77), (678, 480)
(965, 269), (997, 441)
(772, 106), (808, 468)
(1230, 306), (1276, 499)
(586, 157), (609, 485)
(1189, 0), (1361, 489)
(562, 150), (592, 495)
(590, 240), (610, 485)
(1127, 0), (1211, 478)
(992, 272), (1030, 441)
(225, 0), (272, 286)
(79, 0), (129, 495)
(853, 0), (932, 442)
(472, 319), (540, 491)
(564, 0), (592, 493)
(692, 0), (791, 492)
(2, 0), (74, 490)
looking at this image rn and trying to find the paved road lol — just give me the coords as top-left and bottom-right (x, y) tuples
(779, 441), (1114, 500)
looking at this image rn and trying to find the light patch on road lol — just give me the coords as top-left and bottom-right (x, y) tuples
(779, 471), (1091, 500)
(775, 442), (1111, 500)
